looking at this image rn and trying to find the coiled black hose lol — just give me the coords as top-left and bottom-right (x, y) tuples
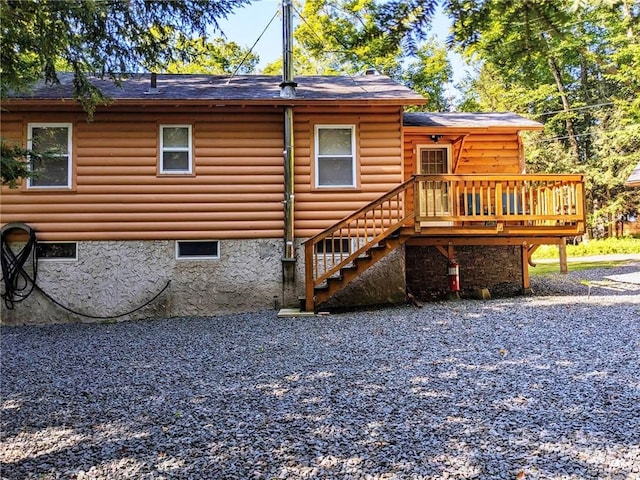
(1, 223), (38, 310)
(1, 223), (170, 319)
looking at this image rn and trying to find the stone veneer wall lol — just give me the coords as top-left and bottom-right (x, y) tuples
(310, 246), (407, 311)
(1, 239), (285, 325)
(406, 245), (523, 300)
(1, 238), (409, 325)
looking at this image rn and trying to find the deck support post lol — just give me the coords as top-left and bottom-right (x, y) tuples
(521, 241), (532, 295)
(559, 238), (568, 274)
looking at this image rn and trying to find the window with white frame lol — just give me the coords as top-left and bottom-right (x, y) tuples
(36, 242), (78, 261)
(160, 125), (192, 174)
(315, 125), (356, 188)
(176, 240), (220, 260)
(27, 123), (72, 188)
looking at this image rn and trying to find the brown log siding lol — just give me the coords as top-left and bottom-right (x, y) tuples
(403, 131), (524, 179)
(1, 105), (405, 241)
(1, 108), (285, 240)
(293, 106), (404, 237)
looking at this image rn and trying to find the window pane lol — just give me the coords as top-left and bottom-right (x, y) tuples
(315, 238), (350, 254)
(177, 241), (219, 258)
(420, 148), (448, 174)
(163, 127), (189, 148)
(318, 128), (352, 155)
(318, 157), (353, 186)
(31, 127), (68, 154)
(30, 155), (69, 187)
(163, 151), (189, 171)
(36, 242), (77, 259)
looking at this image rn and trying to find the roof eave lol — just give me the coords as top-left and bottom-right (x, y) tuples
(2, 97), (427, 108)
(403, 124), (544, 133)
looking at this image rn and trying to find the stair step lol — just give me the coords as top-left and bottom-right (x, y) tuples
(312, 226), (414, 307)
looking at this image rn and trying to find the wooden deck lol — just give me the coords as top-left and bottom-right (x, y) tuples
(304, 174), (585, 311)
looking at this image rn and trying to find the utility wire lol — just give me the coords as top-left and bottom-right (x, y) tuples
(227, 7), (279, 83)
(534, 102), (616, 117)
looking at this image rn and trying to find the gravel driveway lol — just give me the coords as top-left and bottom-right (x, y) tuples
(2, 262), (640, 479)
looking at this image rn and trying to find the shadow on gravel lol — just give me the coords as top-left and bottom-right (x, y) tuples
(2, 296), (639, 479)
(532, 262), (640, 295)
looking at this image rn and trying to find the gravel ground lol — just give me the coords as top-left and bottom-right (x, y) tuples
(1, 262), (639, 480)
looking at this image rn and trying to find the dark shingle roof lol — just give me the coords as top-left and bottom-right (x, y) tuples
(7, 73), (426, 105)
(403, 112), (543, 130)
(626, 162), (640, 187)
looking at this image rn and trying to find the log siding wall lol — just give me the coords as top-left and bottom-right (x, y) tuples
(1, 105), (405, 241)
(294, 106), (404, 237)
(1, 108), (285, 240)
(404, 130), (524, 178)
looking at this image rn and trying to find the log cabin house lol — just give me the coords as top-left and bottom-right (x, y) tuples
(0, 73), (585, 323)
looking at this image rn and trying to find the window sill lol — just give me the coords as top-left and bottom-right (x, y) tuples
(311, 186), (361, 193)
(22, 186), (75, 193)
(157, 172), (195, 177)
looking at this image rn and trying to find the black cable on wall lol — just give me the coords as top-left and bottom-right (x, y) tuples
(1, 223), (170, 320)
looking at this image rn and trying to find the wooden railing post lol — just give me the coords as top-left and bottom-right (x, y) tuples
(304, 241), (315, 311)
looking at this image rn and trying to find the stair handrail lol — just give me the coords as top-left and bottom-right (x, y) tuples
(304, 177), (416, 304)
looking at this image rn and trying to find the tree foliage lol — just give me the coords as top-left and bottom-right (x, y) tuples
(290, 0), (452, 109)
(164, 37), (259, 75)
(0, 0), (249, 110)
(294, 0), (403, 76)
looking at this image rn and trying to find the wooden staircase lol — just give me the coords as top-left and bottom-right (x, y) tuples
(312, 228), (413, 306)
(304, 178), (416, 312)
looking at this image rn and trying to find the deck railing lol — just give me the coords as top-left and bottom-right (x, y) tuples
(304, 173), (585, 308)
(415, 174), (585, 227)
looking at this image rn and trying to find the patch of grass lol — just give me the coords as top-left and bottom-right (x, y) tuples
(530, 260), (628, 276)
(532, 237), (640, 260)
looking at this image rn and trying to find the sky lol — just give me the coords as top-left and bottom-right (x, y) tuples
(216, 0), (469, 87)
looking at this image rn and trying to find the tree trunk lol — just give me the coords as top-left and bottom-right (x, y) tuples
(548, 56), (580, 163)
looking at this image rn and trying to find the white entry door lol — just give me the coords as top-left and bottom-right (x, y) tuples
(418, 145), (452, 223)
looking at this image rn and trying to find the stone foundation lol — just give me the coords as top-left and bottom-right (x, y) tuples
(1, 238), (408, 325)
(406, 245), (523, 301)
(1, 239), (285, 325)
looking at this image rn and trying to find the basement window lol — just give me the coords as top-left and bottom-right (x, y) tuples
(315, 238), (350, 254)
(176, 240), (220, 260)
(36, 242), (78, 261)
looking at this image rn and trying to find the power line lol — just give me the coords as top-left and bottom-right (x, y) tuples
(532, 128), (636, 143)
(226, 7), (279, 83)
(535, 102), (615, 117)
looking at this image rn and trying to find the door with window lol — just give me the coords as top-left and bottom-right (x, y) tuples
(418, 145), (452, 224)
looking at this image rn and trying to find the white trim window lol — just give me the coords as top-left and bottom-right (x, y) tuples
(27, 123), (72, 188)
(175, 240), (220, 260)
(35, 242), (78, 261)
(314, 125), (356, 188)
(160, 125), (193, 174)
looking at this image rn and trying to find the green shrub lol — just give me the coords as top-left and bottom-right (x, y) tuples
(531, 237), (640, 259)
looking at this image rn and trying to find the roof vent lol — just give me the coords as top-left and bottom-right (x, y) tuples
(145, 73), (159, 94)
(364, 68), (377, 76)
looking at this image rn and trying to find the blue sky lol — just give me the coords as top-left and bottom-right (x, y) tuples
(217, 0), (469, 86)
